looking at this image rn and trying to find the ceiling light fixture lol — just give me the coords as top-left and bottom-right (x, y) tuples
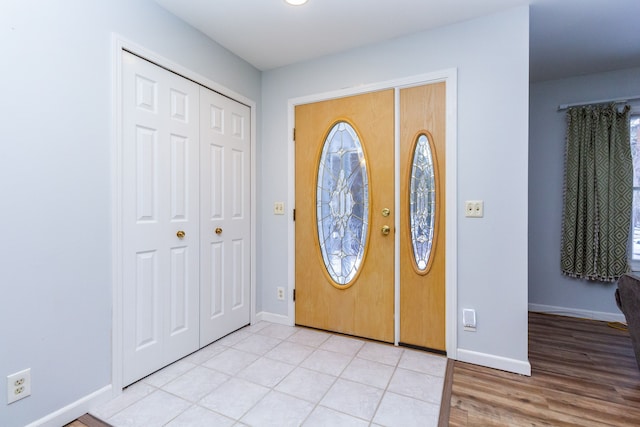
(285, 0), (308, 5)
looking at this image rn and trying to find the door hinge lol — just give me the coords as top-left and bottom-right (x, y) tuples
(293, 208), (296, 221)
(293, 289), (296, 301)
(293, 128), (296, 141)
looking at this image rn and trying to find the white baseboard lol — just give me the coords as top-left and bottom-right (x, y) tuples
(528, 303), (626, 323)
(255, 311), (293, 326)
(25, 385), (112, 427)
(457, 349), (531, 376)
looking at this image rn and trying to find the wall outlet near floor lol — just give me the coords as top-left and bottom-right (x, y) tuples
(277, 286), (285, 301)
(463, 309), (477, 331)
(7, 368), (31, 404)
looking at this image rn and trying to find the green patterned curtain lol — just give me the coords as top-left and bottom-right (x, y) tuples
(560, 104), (632, 282)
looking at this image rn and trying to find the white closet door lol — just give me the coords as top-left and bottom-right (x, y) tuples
(122, 51), (200, 385)
(200, 87), (251, 345)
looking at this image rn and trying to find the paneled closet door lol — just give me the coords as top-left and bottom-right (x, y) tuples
(122, 51), (200, 386)
(199, 87), (251, 345)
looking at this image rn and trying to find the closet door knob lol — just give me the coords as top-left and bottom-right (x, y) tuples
(176, 230), (185, 239)
(215, 227), (223, 235)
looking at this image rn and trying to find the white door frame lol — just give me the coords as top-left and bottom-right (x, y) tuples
(287, 70), (458, 357)
(111, 34), (257, 395)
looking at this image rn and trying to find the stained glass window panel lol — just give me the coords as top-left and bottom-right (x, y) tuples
(317, 122), (369, 285)
(410, 134), (436, 271)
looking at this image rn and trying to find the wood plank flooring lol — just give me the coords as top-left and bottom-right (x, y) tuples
(64, 413), (111, 427)
(445, 312), (640, 426)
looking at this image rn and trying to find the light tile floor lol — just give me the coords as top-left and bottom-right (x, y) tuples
(92, 322), (446, 427)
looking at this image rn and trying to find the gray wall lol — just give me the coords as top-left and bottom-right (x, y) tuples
(529, 66), (640, 318)
(0, 1), (260, 426)
(0, 1), (534, 423)
(260, 7), (530, 365)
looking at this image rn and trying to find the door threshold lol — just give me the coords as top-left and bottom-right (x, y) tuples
(399, 341), (447, 356)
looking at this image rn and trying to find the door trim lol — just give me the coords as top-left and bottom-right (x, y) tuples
(111, 34), (257, 395)
(288, 70), (458, 358)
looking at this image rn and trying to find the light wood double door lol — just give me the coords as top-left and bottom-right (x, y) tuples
(295, 84), (446, 351)
(121, 51), (251, 385)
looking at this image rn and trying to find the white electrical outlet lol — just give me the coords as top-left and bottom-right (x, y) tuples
(463, 309), (477, 331)
(274, 202), (285, 215)
(7, 368), (31, 404)
(277, 286), (285, 301)
(464, 200), (484, 218)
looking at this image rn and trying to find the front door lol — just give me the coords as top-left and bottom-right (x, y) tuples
(294, 83), (446, 349)
(295, 90), (395, 343)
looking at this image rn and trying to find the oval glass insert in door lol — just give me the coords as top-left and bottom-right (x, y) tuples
(316, 121), (369, 287)
(409, 133), (437, 273)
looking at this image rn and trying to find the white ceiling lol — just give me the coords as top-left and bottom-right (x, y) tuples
(155, 0), (640, 82)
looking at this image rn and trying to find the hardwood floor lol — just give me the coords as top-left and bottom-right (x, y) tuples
(445, 312), (640, 426)
(64, 414), (111, 427)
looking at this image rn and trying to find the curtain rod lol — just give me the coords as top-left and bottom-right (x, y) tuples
(557, 95), (640, 111)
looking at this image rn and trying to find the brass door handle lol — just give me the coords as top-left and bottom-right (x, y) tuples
(176, 230), (185, 239)
(215, 227), (223, 235)
(381, 225), (390, 235)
